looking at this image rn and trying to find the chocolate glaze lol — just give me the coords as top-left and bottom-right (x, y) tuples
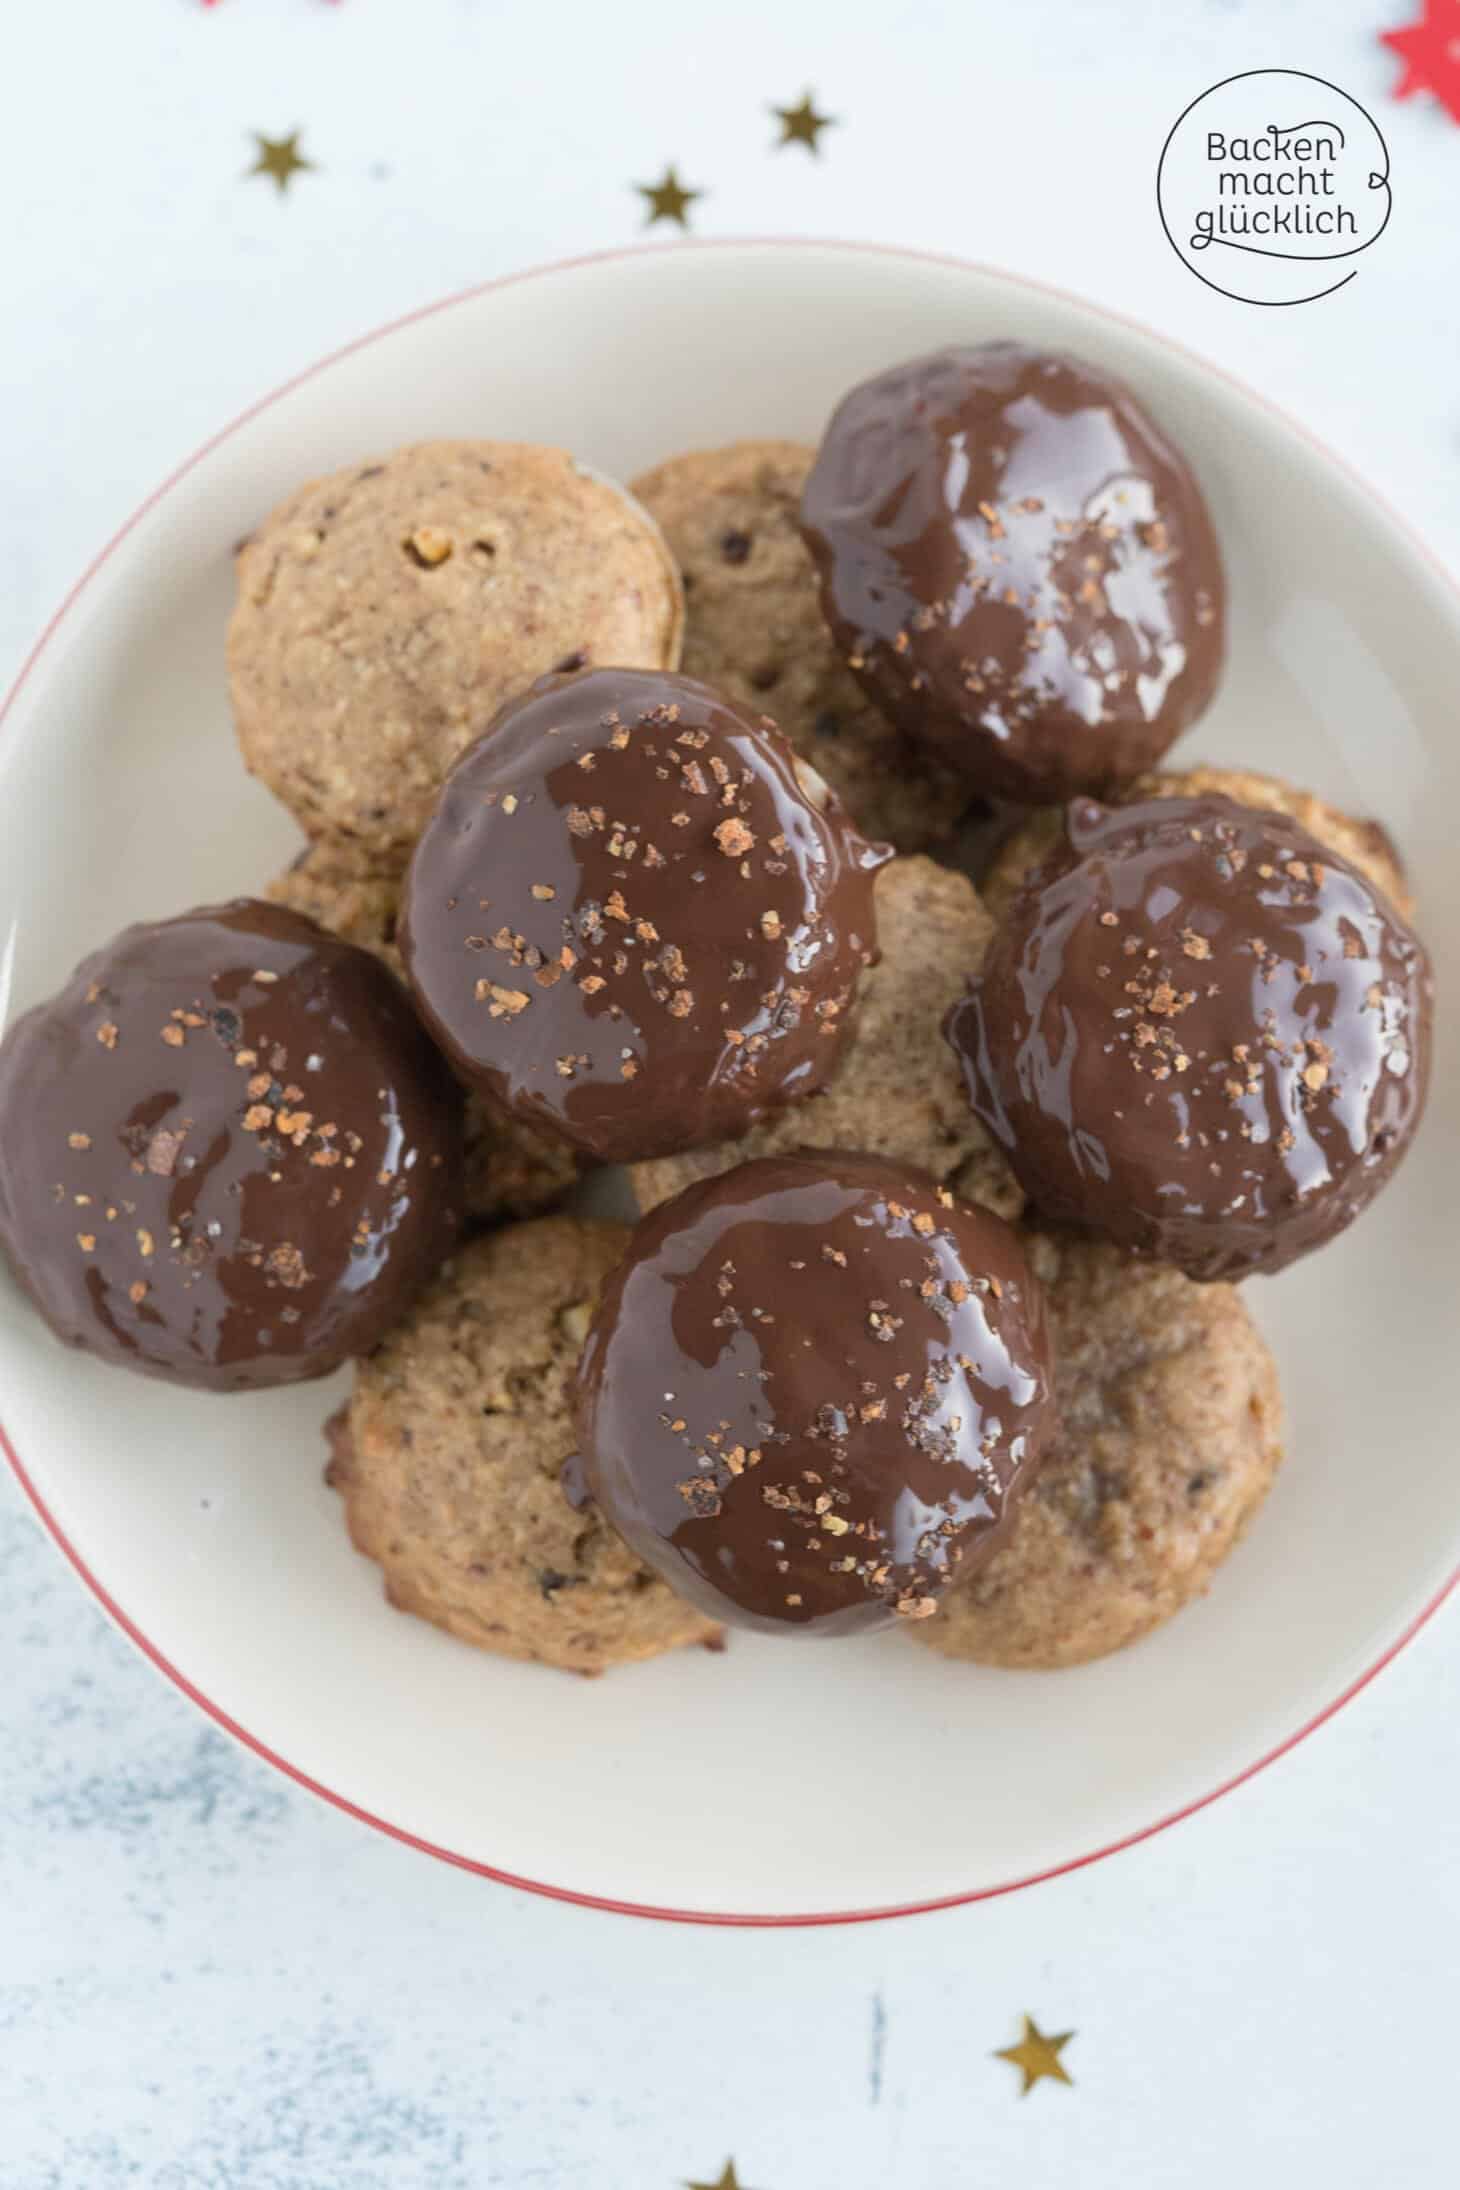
(575, 1151), (1056, 1635)
(0, 900), (463, 1391)
(400, 669), (888, 1165)
(800, 343), (1225, 804)
(947, 795), (1432, 1280)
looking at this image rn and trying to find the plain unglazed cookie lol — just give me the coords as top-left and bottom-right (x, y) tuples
(629, 854), (1022, 1222)
(327, 1216), (720, 1674)
(982, 763), (1413, 923)
(266, 843), (577, 1226)
(229, 441), (684, 863)
(909, 1234), (1283, 1669)
(264, 840), (403, 960)
(631, 440), (968, 853)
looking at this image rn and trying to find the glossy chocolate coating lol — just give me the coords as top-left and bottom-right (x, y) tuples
(0, 901), (463, 1391)
(400, 669), (888, 1165)
(947, 795), (1432, 1279)
(575, 1151), (1056, 1635)
(800, 343), (1225, 803)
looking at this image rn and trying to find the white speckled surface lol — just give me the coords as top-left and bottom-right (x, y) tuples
(3, 2), (1459, 2182)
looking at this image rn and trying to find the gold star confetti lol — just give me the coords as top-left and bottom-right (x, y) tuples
(636, 164), (702, 229)
(995, 2013), (1075, 2095)
(686, 2166), (754, 2190)
(772, 91), (836, 153)
(247, 131), (314, 195)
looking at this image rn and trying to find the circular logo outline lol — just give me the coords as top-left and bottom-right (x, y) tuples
(1157, 68), (1392, 308)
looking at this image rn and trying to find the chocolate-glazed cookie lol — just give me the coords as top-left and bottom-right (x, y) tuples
(947, 794), (1432, 1280)
(575, 1152), (1056, 1636)
(0, 901), (463, 1390)
(400, 668), (889, 1166)
(800, 344), (1225, 803)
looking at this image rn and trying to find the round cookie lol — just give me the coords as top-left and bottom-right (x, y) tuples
(229, 442), (684, 863)
(266, 843), (578, 1227)
(327, 1216), (719, 1675)
(909, 1234), (1284, 1668)
(631, 441), (969, 853)
(982, 764), (1414, 923)
(577, 1152), (1056, 1637)
(0, 900), (462, 1392)
(948, 793), (1431, 1281)
(800, 345), (1225, 804)
(399, 667), (888, 1166)
(629, 854), (1022, 1224)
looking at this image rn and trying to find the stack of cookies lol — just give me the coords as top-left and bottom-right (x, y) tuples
(0, 346), (1433, 1680)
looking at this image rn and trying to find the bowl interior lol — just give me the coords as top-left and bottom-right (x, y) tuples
(2, 243), (1456, 1919)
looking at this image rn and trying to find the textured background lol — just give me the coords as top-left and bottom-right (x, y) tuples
(3, 2), (1459, 2184)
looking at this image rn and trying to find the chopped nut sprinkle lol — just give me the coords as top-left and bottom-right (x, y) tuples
(407, 524), (453, 566)
(145, 1129), (186, 1177)
(474, 982), (531, 1017)
(713, 817), (755, 858)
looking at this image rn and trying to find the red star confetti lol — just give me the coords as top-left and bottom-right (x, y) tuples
(1381, 0), (1460, 123)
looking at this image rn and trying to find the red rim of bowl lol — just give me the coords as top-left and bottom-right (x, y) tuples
(2, 236), (1456, 1928)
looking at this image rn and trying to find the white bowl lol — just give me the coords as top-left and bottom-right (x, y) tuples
(2, 241), (1456, 1924)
